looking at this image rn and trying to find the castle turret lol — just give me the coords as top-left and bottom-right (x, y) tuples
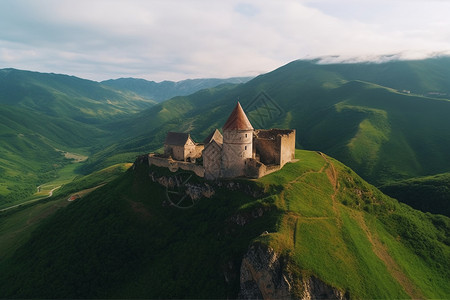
(221, 102), (253, 178)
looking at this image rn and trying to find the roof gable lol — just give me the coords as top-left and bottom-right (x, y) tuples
(164, 132), (193, 146)
(203, 129), (223, 145)
(223, 102), (253, 131)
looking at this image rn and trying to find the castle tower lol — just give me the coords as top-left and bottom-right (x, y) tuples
(221, 102), (254, 178)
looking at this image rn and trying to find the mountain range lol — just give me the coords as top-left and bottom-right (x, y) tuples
(0, 57), (449, 298)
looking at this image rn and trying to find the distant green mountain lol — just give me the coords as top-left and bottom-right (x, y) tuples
(101, 76), (252, 102)
(86, 58), (450, 189)
(0, 68), (156, 123)
(380, 172), (450, 217)
(1, 150), (448, 298)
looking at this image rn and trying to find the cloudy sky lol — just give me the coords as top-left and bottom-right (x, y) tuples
(1, 0), (449, 81)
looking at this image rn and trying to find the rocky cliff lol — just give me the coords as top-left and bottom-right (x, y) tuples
(239, 243), (348, 299)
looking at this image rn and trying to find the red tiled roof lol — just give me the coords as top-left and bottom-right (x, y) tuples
(222, 102), (253, 131)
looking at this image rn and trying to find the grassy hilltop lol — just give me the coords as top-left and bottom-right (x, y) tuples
(0, 150), (448, 298)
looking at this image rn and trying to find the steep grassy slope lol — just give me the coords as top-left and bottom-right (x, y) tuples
(102, 77), (252, 102)
(1, 150), (448, 298)
(0, 163), (130, 262)
(380, 172), (450, 217)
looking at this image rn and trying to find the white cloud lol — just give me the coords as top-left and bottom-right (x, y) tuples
(0, 0), (449, 81)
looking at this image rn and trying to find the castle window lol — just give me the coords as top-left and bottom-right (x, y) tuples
(245, 134), (247, 138)
(245, 146), (247, 150)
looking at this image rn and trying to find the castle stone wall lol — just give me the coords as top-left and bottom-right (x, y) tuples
(165, 144), (185, 161)
(185, 144), (204, 161)
(279, 129), (296, 167)
(148, 154), (205, 177)
(245, 158), (282, 179)
(203, 141), (222, 180)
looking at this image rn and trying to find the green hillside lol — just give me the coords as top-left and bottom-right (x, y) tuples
(0, 68), (155, 122)
(0, 163), (130, 262)
(0, 150), (448, 298)
(0, 68), (155, 206)
(380, 172), (450, 217)
(319, 56), (450, 96)
(0, 104), (105, 207)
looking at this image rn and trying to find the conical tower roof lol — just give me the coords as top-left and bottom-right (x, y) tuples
(222, 102), (253, 131)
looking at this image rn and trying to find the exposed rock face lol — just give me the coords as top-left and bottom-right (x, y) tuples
(239, 243), (293, 299)
(185, 183), (215, 199)
(300, 276), (348, 300)
(143, 156), (264, 202)
(229, 207), (267, 226)
(239, 243), (348, 300)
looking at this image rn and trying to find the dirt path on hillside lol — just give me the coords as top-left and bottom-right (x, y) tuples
(0, 186), (61, 212)
(281, 152), (422, 298)
(280, 152), (341, 249)
(317, 152), (422, 298)
(67, 184), (106, 201)
(350, 211), (424, 299)
(318, 152), (342, 228)
(48, 186), (61, 197)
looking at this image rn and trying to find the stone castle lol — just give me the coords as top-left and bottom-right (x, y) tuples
(148, 102), (296, 179)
